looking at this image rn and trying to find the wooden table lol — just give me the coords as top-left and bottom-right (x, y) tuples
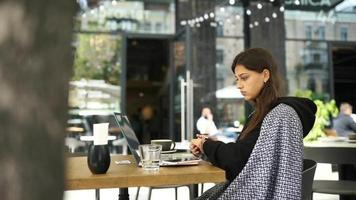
(66, 155), (225, 200)
(304, 140), (356, 200)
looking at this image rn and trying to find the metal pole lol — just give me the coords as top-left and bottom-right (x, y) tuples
(188, 78), (194, 141)
(180, 79), (186, 142)
(186, 71), (191, 141)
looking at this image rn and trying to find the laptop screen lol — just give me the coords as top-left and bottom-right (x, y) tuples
(113, 112), (141, 165)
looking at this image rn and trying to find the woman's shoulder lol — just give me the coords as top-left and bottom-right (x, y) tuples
(268, 96), (317, 137)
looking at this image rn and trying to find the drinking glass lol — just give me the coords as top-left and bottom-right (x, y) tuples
(139, 144), (162, 171)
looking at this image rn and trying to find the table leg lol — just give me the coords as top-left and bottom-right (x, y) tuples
(95, 189), (100, 200)
(189, 184), (199, 200)
(118, 188), (129, 200)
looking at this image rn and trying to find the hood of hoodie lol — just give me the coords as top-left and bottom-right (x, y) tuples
(272, 97), (317, 137)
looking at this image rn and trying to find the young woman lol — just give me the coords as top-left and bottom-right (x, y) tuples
(190, 48), (317, 199)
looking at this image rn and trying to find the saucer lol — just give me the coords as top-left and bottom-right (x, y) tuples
(161, 149), (177, 154)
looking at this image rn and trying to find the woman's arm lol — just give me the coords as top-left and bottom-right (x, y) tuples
(202, 137), (258, 181)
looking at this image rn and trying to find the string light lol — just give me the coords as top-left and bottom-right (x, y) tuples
(180, 0), (284, 28)
(111, 0), (117, 6)
(246, 9), (251, 15)
(294, 0), (300, 5)
(279, 6), (285, 12)
(272, 12), (278, 18)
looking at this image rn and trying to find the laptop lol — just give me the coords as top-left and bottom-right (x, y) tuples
(113, 112), (200, 166)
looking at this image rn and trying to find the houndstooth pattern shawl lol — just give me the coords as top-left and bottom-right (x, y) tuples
(198, 103), (304, 200)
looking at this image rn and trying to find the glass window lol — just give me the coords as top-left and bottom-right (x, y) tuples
(216, 49), (224, 64)
(74, 0), (175, 34)
(318, 26), (325, 40)
(285, 9), (356, 41)
(217, 25), (224, 37)
(215, 37), (245, 128)
(69, 33), (122, 112)
(285, 41), (330, 99)
(305, 25), (312, 39)
(340, 27), (348, 41)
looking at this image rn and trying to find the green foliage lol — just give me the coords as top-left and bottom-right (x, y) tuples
(295, 90), (339, 141)
(72, 33), (121, 85)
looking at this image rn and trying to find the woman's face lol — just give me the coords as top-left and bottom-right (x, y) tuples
(234, 64), (269, 101)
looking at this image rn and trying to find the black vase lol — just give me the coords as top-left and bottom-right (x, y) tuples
(87, 144), (111, 174)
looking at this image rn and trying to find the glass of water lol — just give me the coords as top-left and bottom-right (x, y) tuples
(139, 144), (162, 171)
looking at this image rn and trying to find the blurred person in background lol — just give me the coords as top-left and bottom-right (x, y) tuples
(196, 106), (219, 137)
(333, 102), (356, 137)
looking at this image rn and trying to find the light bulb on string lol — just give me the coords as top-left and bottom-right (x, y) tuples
(272, 12), (277, 18)
(209, 12), (215, 18)
(229, 0), (235, 5)
(246, 9), (251, 15)
(265, 17), (270, 22)
(226, 18), (231, 23)
(294, 0), (300, 5)
(254, 21), (259, 26)
(280, 6), (285, 12)
(199, 17), (204, 22)
(196, 23), (201, 28)
(180, 20), (187, 26)
(220, 7), (225, 12)
(235, 14), (241, 20)
(257, 3), (263, 9)
(270, 0), (274, 2)
(249, 23), (254, 28)
(204, 14), (209, 19)
(111, 0), (117, 6)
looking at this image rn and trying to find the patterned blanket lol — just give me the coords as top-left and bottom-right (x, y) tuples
(198, 104), (304, 200)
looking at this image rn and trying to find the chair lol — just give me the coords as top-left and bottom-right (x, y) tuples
(313, 180), (356, 196)
(304, 146), (356, 199)
(302, 159), (317, 200)
(112, 138), (128, 155)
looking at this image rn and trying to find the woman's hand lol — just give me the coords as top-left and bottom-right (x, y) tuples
(190, 136), (207, 157)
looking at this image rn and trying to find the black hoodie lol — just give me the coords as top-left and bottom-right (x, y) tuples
(203, 97), (317, 182)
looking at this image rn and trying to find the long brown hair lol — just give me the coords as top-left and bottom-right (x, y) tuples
(231, 48), (283, 139)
